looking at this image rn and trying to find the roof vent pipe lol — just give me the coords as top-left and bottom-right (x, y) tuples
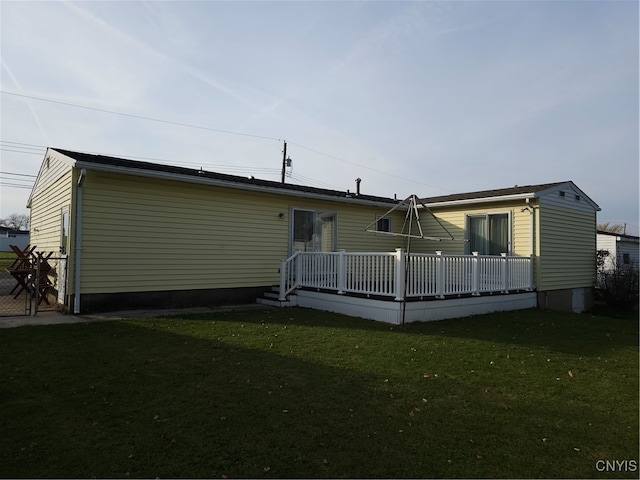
(356, 178), (361, 196)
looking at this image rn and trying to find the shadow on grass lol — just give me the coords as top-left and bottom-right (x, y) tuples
(406, 308), (639, 356)
(0, 318), (638, 479)
(176, 306), (638, 356)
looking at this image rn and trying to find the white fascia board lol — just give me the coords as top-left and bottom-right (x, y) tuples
(27, 149), (77, 207)
(73, 161), (399, 208)
(422, 193), (537, 209)
(536, 181), (601, 211)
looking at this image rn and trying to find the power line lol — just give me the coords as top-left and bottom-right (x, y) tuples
(2, 90), (453, 193)
(0, 171), (38, 178)
(287, 141), (445, 191)
(0, 182), (33, 189)
(0, 148), (45, 156)
(1, 91), (282, 142)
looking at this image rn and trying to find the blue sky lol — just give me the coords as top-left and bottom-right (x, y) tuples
(1, 0), (638, 234)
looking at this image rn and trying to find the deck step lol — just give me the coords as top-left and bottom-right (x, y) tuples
(264, 291), (297, 300)
(257, 297), (296, 307)
(256, 286), (297, 307)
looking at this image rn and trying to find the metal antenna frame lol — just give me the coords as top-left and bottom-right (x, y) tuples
(364, 195), (465, 242)
(364, 194), (466, 328)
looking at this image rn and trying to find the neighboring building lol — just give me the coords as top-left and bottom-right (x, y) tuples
(27, 148), (600, 319)
(0, 226), (29, 252)
(597, 230), (640, 274)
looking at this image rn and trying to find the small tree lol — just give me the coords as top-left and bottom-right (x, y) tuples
(597, 222), (626, 234)
(598, 257), (639, 309)
(1, 213), (30, 231)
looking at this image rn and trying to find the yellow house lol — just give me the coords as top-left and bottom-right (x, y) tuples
(27, 148), (600, 320)
(416, 183), (600, 312)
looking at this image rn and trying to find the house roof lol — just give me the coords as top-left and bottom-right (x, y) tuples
(597, 230), (640, 241)
(0, 226), (29, 235)
(38, 148), (600, 212)
(421, 181), (600, 211)
(50, 148), (400, 207)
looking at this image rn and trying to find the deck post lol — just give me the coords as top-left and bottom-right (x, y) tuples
(279, 259), (287, 301)
(337, 250), (346, 294)
(435, 251), (445, 299)
(472, 252), (480, 296)
(501, 253), (509, 293)
(295, 254), (303, 288)
(394, 248), (405, 301)
(528, 254), (534, 291)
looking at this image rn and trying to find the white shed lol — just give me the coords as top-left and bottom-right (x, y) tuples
(597, 230), (639, 273)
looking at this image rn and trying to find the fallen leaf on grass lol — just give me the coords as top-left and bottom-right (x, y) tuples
(568, 370), (574, 378)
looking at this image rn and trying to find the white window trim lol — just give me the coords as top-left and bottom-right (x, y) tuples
(465, 211), (512, 255)
(60, 205), (70, 255)
(289, 207), (338, 255)
(374, 215), (392, 235)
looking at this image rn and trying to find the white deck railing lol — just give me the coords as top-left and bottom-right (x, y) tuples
(279, 249), (533, 301)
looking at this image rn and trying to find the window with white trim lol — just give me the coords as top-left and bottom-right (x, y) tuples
(466, 213), (510, 255)
(376, 216), (391, 233)
(290, 209), (336, 253)
(60, 206), (70, 255)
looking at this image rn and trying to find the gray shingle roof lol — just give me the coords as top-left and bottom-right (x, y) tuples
(52, 148), (399, 205)
(421, 182), (569, 204)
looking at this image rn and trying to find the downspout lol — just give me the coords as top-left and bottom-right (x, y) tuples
(73, 169), (86, 314)
(526, 198), (534, 257)
(526, 198), (535, 292)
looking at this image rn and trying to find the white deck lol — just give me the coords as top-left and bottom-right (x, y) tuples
(295, 289), (537, 325)
(280, 250), (533, 300)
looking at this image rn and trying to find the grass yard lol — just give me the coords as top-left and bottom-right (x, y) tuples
(0, 251), (17, 269)
(0, 307), (637, 478)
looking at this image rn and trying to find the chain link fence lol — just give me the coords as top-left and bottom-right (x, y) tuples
(0, 248), (67, 317)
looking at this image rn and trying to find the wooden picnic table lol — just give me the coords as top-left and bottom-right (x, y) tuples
(33, 251), (54, 305)
(7, 244), (36, 299)
(6, 246), (55, 304)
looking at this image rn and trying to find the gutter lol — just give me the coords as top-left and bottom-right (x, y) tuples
(72, 161), (400, 208)
(422, 193), (538, 208)
(73, 168), (86, 314)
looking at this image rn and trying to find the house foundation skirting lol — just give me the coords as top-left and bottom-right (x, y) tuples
(295, 290), (538, 325)
(73, 285), (270, 314)
(537, 287), (594, 313)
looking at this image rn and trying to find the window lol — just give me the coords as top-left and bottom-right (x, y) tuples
(60, 207), (69, 254)
(623, 253), (630, 264)
(467, 213), (510, 255)
(291, 209), (336, 253)
(376, 217), (391, 233)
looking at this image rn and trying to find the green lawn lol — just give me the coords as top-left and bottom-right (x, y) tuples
(0, 307), (637, 478)
(0, 251), (17, 269)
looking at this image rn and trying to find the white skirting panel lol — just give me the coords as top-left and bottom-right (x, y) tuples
(295, 290), (538, 325)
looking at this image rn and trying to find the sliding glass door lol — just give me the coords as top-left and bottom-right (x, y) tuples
(468, 213), (510, 255)
(291, 209), (336, 253)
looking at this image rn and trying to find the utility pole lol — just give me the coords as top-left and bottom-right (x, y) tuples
(281, 141), (287, 184)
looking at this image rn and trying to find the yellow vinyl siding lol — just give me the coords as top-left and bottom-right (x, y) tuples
(80, 171), (405, 294)
(538, 204), (596, 290)
(413, 202), (534, 257)
(28, 170), (74, 255)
